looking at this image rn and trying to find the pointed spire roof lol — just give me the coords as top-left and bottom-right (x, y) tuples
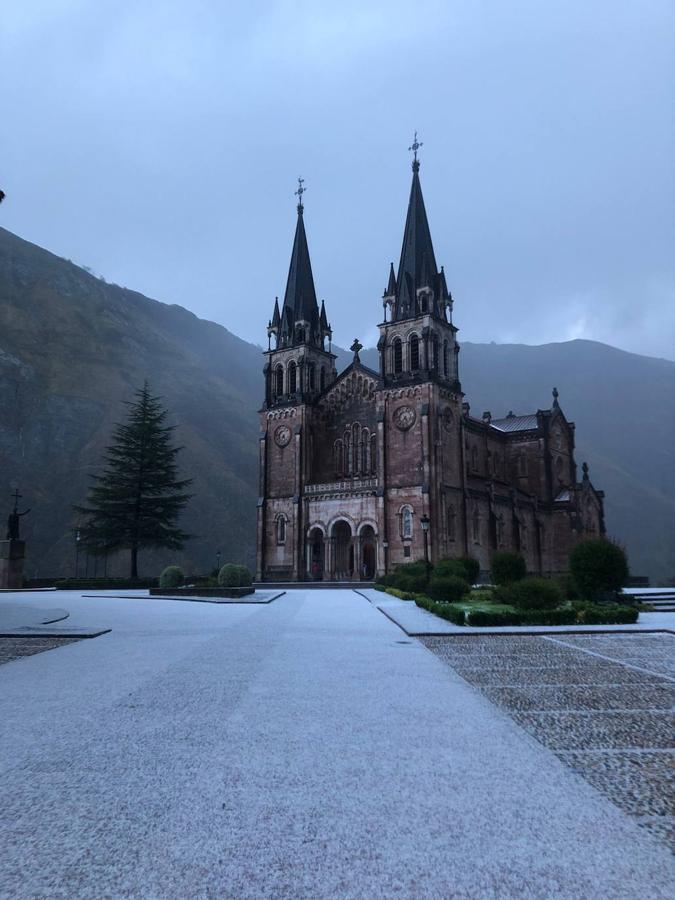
(392, 153), (443, 321)
(278, 180), (323, 347)
(384, 262), (397, 297)
(271, 296), (280, 329)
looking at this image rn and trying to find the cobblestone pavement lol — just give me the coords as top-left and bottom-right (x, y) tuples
(0, 636), (82, 666)
(421, 633), (675, 851)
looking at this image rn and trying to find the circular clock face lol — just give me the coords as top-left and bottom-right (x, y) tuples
(274, 424), (292, 447)
(442, 407), (454, 431)
(393, 405), (416, 431)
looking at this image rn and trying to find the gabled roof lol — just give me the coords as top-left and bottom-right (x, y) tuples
(490, 413), (539, 433)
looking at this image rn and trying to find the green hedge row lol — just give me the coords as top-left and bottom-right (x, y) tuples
(413, 599), (638, 628)
(415, 595), (466, 626)
(55, 577), (158, 589)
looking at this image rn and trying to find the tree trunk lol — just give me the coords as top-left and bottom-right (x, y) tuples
(130, 545), (138, 579)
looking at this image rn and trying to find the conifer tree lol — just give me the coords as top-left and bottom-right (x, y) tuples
(76, 383), (193, 578)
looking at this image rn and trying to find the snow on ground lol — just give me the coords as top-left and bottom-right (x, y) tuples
(0, 589), (672, 898)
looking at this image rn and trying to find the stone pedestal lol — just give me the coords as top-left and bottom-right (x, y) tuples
(0, 540), (25, 589)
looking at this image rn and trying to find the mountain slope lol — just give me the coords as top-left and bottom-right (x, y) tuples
(1, 227), (673, 580)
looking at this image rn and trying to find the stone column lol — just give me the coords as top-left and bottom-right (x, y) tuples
(0, 540), (25, 589)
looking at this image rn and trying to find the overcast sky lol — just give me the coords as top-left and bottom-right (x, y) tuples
(3, 1), (674, 360)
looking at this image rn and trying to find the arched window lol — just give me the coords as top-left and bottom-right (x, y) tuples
(275, 364), (284, 397)
(307, 363), (315, 391)
(352, 423), (361, 475)
(370, 433), (377, 474)
(276, 515), (287, 545)
(431, 334), (439, 371)
(410, 334), (420, 371)
(297, 326), (305, 344)
(345, 428), (352, 475)
(334, 439), (344, 476)
(393, 338), (403, 374)
(362, 428), (370, 474)
(443, 340), (450, 377)
(288, 361), (297, 394)
(420, 293), (428, 313)
(320, 367), (326, 391)
(447, 506), (456, 542)
(402, 507), (413, 540)
(471, 447), (479, 472)
(472, 508), (480, 544)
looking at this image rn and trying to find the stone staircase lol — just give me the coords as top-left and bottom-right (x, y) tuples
(624, 588), (675, 613)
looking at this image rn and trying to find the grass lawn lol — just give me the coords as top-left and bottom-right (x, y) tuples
(450, 599), (517, 614)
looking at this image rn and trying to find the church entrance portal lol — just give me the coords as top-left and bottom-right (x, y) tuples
(331, 520), (354, 580)
(360, 525), (376, 580)
(308, 527), (325, 580)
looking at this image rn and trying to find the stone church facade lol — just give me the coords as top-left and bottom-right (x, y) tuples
(256, 155), (605, 582)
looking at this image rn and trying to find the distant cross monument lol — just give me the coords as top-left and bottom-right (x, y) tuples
(1, 489), (30, 588)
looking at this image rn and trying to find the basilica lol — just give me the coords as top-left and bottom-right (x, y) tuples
(256, 148), (605, 582)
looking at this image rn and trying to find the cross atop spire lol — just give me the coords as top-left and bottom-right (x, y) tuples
(408, 131), (423, 172)
(295, 177), (306, 214)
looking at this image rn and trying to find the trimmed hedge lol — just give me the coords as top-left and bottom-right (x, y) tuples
(434, 556), (480, 585)
(54, 577), (158, 589)
(159, 566), (184, 588)
(491, 553), (527, 586)
(415, 596), (466, 625)
(570, 539), (629, 600)
(466, 609), (522, 626)
(387, 561), (429, 593)
(579, 604), (638, 625)
(218, 564), (253, 588)
(428, 573), (471, 604)
(495, 578), (564, 611)
(519, 608), (577, 626)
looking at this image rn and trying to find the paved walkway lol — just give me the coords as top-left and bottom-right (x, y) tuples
(0, 589), (672, 898)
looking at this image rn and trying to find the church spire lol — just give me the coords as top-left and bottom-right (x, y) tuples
(278, 178), (322, 348)
(392, 135), (446, 322)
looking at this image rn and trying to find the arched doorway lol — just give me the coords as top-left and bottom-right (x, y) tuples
(332, 520), (354, 580)
(307, 527), (325, 581)
(360, 525), (377, 580)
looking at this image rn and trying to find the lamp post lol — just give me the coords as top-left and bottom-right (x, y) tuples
(382, 539), (389, 575)
(420, 514), (430, 583)
(216, 550), (222, 574)
(75, 529), (81, 578)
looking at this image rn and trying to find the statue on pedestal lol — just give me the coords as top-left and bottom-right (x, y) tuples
(6, 490), (30, 541)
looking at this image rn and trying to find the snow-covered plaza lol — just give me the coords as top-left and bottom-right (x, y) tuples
(0, 589), (673, 898)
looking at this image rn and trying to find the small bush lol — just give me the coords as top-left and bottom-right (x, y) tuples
(556, 573), (581, 602)
(217, 564), (252, 587)
(491, 553), (527, 586)
(466, 609), (522, 627)
(495, 578), (564, 611)
(159, 565), (184, 588)
(434, 556), (480, 585)
(569, 539), (629, 600)
(373, 583), (386, 592)
(428, 573), (471, 604)
(235, 565), (253, 587)
(388, 561), (429, 593)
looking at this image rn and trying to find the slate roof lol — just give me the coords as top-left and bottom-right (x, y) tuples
(490, 414), (540, 433)
(277, 204), (322, 347)
(392, 162), (448, 321)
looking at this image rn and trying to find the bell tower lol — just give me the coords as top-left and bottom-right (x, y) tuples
(264, 179), (336, 407)
(257, 180), (336, 581)
(377, 134), (460, 390)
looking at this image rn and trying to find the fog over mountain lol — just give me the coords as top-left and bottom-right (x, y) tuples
(1, 227), (673, 581)
(3, 1), (674, 361)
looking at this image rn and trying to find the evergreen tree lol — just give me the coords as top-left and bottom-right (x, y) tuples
(76, 383), (193, 577)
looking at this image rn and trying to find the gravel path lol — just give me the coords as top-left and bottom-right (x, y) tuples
(0, 590), (672, 898)
(421, 633), (675, 852)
